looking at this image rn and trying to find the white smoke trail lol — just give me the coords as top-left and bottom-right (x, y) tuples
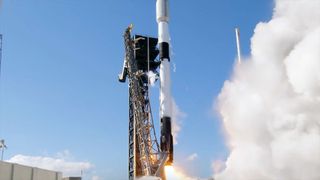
(171, 99), (186, 145)
(215, 0), (320, 180)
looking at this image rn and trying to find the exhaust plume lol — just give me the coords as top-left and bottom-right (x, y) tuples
(215, 0), (320, 180)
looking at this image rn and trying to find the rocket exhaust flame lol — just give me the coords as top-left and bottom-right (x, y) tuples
(164, 165), (203, 180)
(164, 166), (176, 180)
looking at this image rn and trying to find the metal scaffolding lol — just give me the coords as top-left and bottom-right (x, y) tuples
(120, 26), (166, 180)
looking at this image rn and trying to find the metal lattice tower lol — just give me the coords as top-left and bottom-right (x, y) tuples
(121, 26), (166, 180)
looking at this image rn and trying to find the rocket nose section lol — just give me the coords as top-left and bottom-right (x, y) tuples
(156, 0), (169, 22)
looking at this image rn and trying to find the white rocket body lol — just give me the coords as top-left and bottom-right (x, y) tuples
(156, 0), (173, 165)
(235, 28), (242, 64)
(157, 0), (171, 118)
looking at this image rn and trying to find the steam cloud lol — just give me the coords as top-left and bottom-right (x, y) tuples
(215, 0), (320, 180)
(148, 71), (159, 87)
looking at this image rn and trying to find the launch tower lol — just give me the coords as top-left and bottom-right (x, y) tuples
(119, 26), (164, 179)
(119, 0), (173, 179)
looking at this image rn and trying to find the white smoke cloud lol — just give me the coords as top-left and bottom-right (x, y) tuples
(173, 63), (177, 73)
(186, 153), (198, 161)
(8, 151), (94, 177)
(148, 71), (159, 87)
(171, 99), (186, 145)
(211, 160), (225, 174)
(215, 0), (320, 180)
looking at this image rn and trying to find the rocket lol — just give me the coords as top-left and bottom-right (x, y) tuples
(157, 0), (173, 165)
(235, 28), (242, 64)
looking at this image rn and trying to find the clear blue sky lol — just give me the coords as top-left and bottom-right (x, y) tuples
(0, 0), (272, 179)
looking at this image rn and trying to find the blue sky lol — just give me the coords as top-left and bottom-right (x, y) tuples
(0, 0), (272, 179)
